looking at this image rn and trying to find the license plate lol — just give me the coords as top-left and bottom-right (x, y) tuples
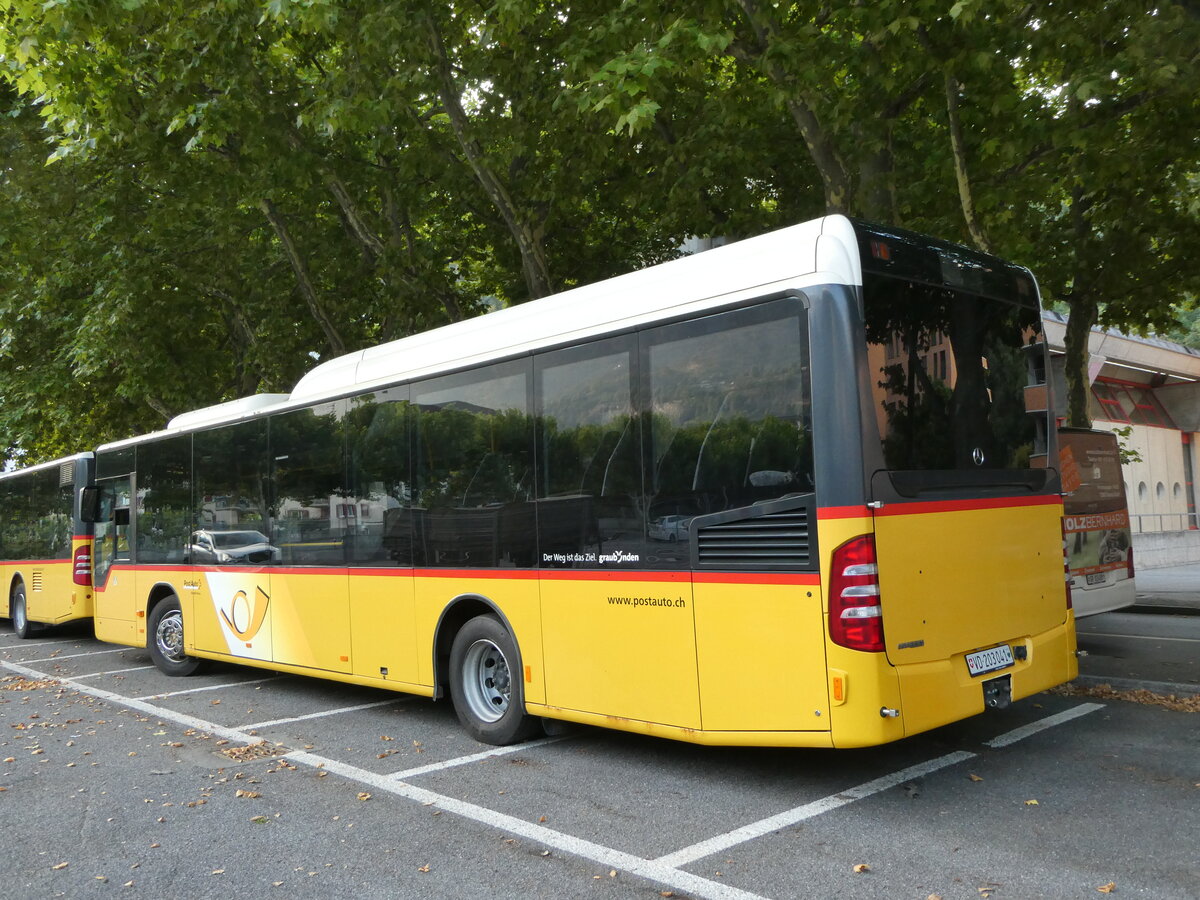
(965, 644), (1015, 678)
(1086, 572), (1107, 585)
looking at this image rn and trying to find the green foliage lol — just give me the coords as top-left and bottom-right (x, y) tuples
(0, 0), (1197, 462)
(1111, 425), (1144, 466)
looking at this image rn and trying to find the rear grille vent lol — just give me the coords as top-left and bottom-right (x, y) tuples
(31, 570), (44, 592)
(695, 508), (812, 570)
(59, 463), (74, 486)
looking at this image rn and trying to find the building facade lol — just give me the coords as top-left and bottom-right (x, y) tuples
(1044, 312), (1200, 567)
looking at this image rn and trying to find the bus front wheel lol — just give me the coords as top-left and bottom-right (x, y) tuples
(449, 615), (538, 745)
(11, 583), (37, 639)
(148, 596), (205, 677)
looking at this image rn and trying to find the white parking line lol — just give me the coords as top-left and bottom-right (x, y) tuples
(984, 702), (1104, 748)
(655, 750), (977, 868)
(291, 751), (769, 900)
(74, 665), (157, 679)
(655, 702), (1106, 867)
(25, 647), (132, 662)
(0, 655), (765, 900)
(145, 676), (283, 699)
(389, 735), (570, 781)
(0, 639), (93, 650)
(1077, 631), (1200, 643)
(240, 698), (401, 730)
(0, 654), (1105, 900)
(1, 658), (258, 743)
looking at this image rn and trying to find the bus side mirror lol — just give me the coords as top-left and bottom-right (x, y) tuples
(80, 487), (100, 524)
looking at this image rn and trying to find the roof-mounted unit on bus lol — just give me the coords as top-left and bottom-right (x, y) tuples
(166, 394), (292, 432)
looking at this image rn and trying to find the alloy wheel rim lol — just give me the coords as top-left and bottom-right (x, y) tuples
(461, 638), (511, 723)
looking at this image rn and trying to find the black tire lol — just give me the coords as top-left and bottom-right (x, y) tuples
(449, 615), (538, 745)
(11, 583), (37, 639)
(147, 596), (205, 677)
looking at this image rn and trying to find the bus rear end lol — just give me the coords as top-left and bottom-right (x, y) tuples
(829, 222), (1076, 746)
(1058, 427), (1136, 617)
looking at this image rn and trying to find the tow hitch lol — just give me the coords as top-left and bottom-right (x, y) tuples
(983, 674), (1012, 710)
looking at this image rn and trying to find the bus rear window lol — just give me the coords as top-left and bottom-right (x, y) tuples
(863, 275), (1048, 475)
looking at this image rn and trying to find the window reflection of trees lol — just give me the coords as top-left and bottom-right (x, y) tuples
(0, 468), (74, 561)
(646, 307), (812, 567)
(411, 363), (535, 567)
(137, 436), (193, 564)
(537, 339), (640, 563)
(194, 421), (271, 546)
(271, 404), (348, 565)
(866, 277), (1043, 471)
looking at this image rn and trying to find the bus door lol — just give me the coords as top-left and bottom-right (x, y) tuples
(92, 474), (138, 645)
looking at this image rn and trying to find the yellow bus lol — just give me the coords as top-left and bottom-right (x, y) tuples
(1, 453), (94, 638)
(84, 216), (1076, 747)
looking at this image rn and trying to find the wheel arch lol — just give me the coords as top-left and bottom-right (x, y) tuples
(145, 582), (180, 622)
(431, 593), (520, 701)
(7, 573), (25, 616)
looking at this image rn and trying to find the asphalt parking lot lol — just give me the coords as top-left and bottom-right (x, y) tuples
(2, 607), (1197, 900)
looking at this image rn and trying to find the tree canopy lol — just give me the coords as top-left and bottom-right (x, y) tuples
(1, 0), (1197, 464)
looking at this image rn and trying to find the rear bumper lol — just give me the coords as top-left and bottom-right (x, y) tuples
(893, 617), (1078, 738)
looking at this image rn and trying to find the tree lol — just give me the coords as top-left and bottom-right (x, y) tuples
(2, 0), (1197, 465)
(571, 0), (1200, 426)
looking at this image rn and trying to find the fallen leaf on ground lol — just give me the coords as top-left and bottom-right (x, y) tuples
(968, 773), (984, 782)
(853, 863), (870, 873)
(1051, 682), (1199, 713)
(1097, 883), (1116, 894)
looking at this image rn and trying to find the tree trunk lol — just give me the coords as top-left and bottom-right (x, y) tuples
(1063, 293), (1098, 428)
(325, 171), (386, 263)
(945, 72), (994, 253)
(258, 198), (347, 357)
(424, 13), (554, 300)
(733, 0), (852, 213)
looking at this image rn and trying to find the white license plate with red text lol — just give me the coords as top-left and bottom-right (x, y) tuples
(965, 644), (1015, 677)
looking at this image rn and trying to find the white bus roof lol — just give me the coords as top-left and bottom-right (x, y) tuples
(0, 451), (92, 482)
(98, 215), (861, 451)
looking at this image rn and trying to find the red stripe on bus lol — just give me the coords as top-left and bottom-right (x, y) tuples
(535, 570), (690, 583)
(0, 558), (70, 566)
(817, 506), (871, 519)
(690, 572), (821, 586)
(872, 495), (1063, 517)
(89, 564), (817, 587)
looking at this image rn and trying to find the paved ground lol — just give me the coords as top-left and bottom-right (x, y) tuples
(1132, 561), (1200, 615)
(1, 575), (1197, 900)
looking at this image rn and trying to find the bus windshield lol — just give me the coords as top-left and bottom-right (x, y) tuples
(857, 224), (1049, 488)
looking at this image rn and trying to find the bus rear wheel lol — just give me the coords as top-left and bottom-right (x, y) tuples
(11, 583), (37, 639)
(148, 596), (205, 677)
(449, 615), (538, 745)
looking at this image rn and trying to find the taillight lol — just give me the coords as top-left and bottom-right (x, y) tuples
(829, 534), (885, 652)
(1060, 521), (1073, 610)
(73, 544), (92, 587)
(1126, 545), (1135, 580)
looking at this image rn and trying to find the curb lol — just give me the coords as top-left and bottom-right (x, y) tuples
(1073, 674), (1200, 697)
(1129, 602), (1200, 617)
